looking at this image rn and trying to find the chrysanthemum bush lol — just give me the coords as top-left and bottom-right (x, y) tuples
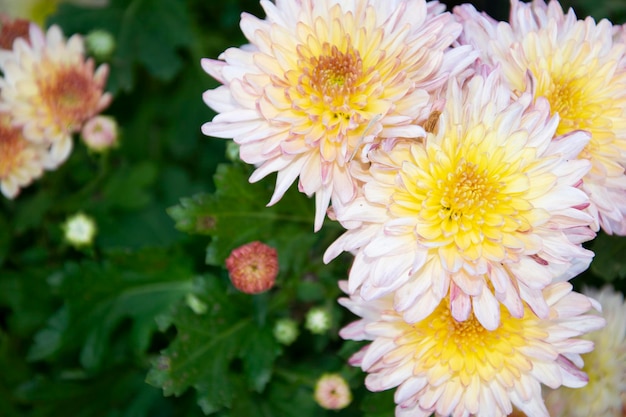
(1, 1), (626, 417)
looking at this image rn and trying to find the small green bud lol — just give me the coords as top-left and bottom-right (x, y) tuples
(273, 318), (299, 345)
(305, 307), (331, 334)
(84, 29), (115, 60)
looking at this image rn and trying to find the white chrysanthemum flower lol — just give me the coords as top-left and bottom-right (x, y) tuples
(325, 69), (594, 330)
(0, 111), (47, 198)
(545, 285), (626, 417)
(201, 0), (476, 230)
(340, 281), (605, 417)
(0, 23), (111, 168)
(455, 0), (626, 235)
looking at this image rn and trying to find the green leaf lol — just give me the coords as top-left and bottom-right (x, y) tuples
(50, 0), (194, 93)
(360, 389), (396, 417)
(168, 163), (316, 269)
(146, 275), (281, 414)
(589, 232), (626, 282)
(15, 367), (168, 417)
(28, 248), (194, 370)
(101, 162), (158, 210)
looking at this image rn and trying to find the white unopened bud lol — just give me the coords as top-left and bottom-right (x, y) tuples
(273, 318), (299, 345)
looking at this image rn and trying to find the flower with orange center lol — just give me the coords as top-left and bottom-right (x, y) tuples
(325, 69), (594, 330)
(545, 285), (626, 417)
(0, 111), (47, 198)
(339, 281), (605, 417)
(454, 0), (626, 235)
(0, 23), (111, 168)
(225, 241), (278, 294)
(202, 0), (476, 231)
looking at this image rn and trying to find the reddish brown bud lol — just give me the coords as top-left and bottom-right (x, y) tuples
(225, 241), (278, 294)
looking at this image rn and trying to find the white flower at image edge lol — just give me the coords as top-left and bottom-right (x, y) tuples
(201, 0), (476, 230)
(545, 285), (626, 417)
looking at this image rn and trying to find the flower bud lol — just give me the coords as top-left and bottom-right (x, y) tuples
(62, 212), (97, 248)
(84, 29), (115, 61)
(225, 241), (278, 294)
(273, 318), (299, 346)
(81, 115), (118, 152)
(314, 373), (352, 410)
(305, 307), (331, 334)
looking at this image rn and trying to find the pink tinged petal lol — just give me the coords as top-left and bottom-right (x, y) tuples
(472, 288), (500, 331)
(542, 281), (573, 306)
(347, 347), (367, 367)
(202, 86), (239, 113)
(463, 375), (482, 414)
(394, 377), (428, 405)
(519, 284), (550, 319)
(201, 58), (227, 84)
(490, 265), (524, 318)
(313, 184), (332, 231)
(450, 282), (471, 322)
(323, 226), (378, 263)
(393, 272), (431, 312)
(264, 159), (305, 206)
(402, 289), (441, 323)
(556, 354), (589, 388)
(361, 338), (396, 371)
(547, 129), (592, 160)
(369, 253), (413, 288)
(510, 386), (549, 417)
(338, 320), (368, 341)
(450, 269), (482, 296)
(530, 360), (562, 388)
(436, 380), (462, 416)
(363, 235), (413, 257)
(418, 385), (445, 411)
(368, 364), (414, 392)
(347, 251), (374, 294)
(551, 291), (596, 318)
(201, 118), (260, 139)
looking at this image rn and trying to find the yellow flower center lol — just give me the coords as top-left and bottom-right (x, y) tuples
(388, 126), (552, 270)
(439, 159), (501, 227)
(404, 299), (545, 387)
